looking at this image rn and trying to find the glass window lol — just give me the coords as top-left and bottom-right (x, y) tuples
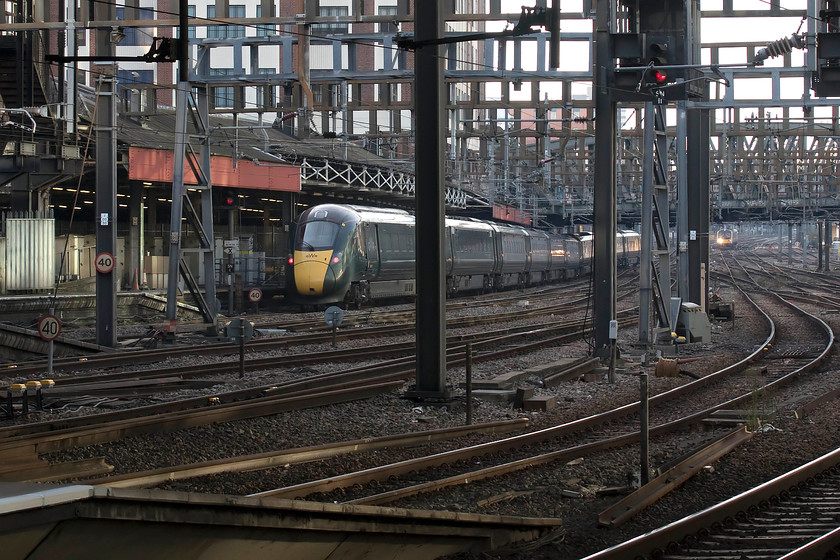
(188, 5), (196, 39)
(313, 6), (348, 36)
(211, 68), (234, 108)
(296, 221), (340, 251)
(115, 7), (154, 47)
(229, 5), (245, 38)
(258, 68), (276, 107)
(256, 5), (275, 37)
(117, 69), (154, 110)
(207, 5), (244, 39)
(378, 5), (398, 34)
(207, 5), (222, 38)
(175, 5), (196, 39)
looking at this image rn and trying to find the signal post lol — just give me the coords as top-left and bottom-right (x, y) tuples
(593, 0), (709, 355)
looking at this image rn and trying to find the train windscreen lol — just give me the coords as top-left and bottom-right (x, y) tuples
(296, 221), (339, 251)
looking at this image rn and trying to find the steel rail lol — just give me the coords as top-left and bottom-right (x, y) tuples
(0, 380), (404, 480)
(597, 426), (754, 527)
(0, 311), (635, 440)
(1, 286), (635, 378)
(0, 312), (638, 481)
(249, 279), (832, 504)
(89, 418), (530, 489)
(581, 447), (840, 560)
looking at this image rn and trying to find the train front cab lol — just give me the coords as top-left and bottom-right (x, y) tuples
(291, 205), (359, 305)
(716, 229), (737, 248)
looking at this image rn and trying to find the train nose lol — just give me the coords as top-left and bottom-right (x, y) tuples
(294, 261), (335, 296)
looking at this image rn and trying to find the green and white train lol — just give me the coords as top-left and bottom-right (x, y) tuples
(290, 204), (640, 308)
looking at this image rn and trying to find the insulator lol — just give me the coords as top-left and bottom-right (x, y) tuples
(754, 34), (805, 63)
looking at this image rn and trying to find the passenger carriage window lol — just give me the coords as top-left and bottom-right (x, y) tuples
(378, 224), (414, 260)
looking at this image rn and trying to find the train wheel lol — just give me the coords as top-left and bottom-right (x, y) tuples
(446, 277), (459, 298)
(343, 291), (361, 310)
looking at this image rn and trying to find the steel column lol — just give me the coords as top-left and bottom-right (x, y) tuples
(593, 0), (616, 358)
(687, 108), (710, 309)
(825, 220), (832, 271)
(165, 1), (217, 327)
(166, 83), (189, 324)
(94, 0), (117, 347)
(676, 101), (689, 300)
(411, 2), (448, 397)
(639, 101), (672, 345)
(129, 181), (142, 291)
(639, 106), (654, 345)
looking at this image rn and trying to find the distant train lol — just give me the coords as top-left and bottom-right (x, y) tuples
(716, 228), (738, 248)
(289, 204), (641, 307)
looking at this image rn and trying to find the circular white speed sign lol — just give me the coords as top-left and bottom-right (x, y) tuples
(95, 252), (115, 274)
(248, 288), (262, 302)
(38, 314), (61, 341)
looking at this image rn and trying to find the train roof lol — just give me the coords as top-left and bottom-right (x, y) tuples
(300, 204), (414, 225)
(445, 217), (496, 231)
(301, 204), (604, 239)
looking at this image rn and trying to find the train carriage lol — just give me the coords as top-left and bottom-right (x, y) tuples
(490, 223), (530, 289)
(618, 230), (642, 266)
(577, 233), (594, 275)
(447, 218), (497, 295)
(526, 230), (552, 285)
(548, 236), (569, 280)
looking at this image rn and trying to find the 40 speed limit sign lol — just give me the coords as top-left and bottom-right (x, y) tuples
(95, 252), (115, 274)
(38, 314), (61, 341)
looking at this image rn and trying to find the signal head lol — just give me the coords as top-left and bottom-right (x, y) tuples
(219, 189), (238, 208)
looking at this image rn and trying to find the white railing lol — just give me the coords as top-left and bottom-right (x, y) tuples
(298, 157), (467, 208)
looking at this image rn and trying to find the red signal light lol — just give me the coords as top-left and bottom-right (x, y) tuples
(288, 256), (294, 265)
(654, 70), (667, 83)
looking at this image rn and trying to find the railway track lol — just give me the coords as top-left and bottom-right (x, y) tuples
(583, 442), (840, 559)
(0, 281), (637, 380)
(99, 272), (828, 515)
(4, 241), (838, 560)
(0, 309), (638, 482)
(1, 305), (639, 404)
(573, 246), (839, 558)
(6, 245), (832, 516)
(217, 257), (830, 520)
